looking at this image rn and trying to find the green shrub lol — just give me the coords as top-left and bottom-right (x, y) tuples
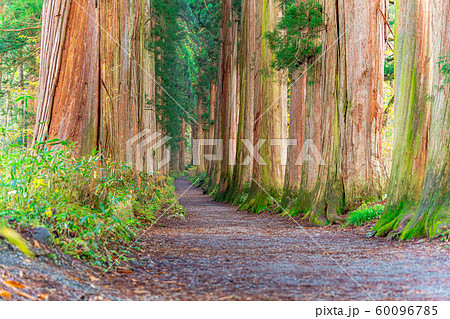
(265, 0), (325, 74)
(0, 137), (183, 265)
(170, 170), (187, 179)
(345, 204), (385, 227)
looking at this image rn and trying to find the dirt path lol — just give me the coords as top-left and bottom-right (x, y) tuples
(1, 177), (449, 300)
(93, 177), (450, 300)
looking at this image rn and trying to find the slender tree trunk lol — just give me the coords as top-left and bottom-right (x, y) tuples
(281, 0), (307, 208)
(374, 0), (448, 239)
(207, 45), (222, 191)
(228, 0), (257, 204)
(217, 0), (235, 198)
(179, 119), (186, 171)
(206, 76), (217, 175)
(306, 0), (388, 225)
(282, 66), (306, 208)
(141, 3), (157, 173)
(241, 0), (288, 212)
(290, 61), (323, 214)
(230, 15), (240, 173)
(196, 68), (205, 172)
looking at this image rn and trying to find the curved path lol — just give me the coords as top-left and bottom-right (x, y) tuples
(2, 177), (448, 300)
(104, 177), (449, 300)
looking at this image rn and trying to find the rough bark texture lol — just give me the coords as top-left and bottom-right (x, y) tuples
(207, 44), (223, 192)
(195, 68), (205, 173)
(227, 0), (256, 204)
(241, 0), (288, 212)
(375, 0), (449, 239)
(281, 0), (307, 209)
(179, 119), (186, 171)
(34, 0), (158, 172)
(373, 0), (432, 236)
(205, 77), (217, 175)
(307, 0), (388, 225)
(34, 0), (79, 145)
(290, 59), (323, 214)
(282, 67), (306, 208)
(217, 0), (239, 199)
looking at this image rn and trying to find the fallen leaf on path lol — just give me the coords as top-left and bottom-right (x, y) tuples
(218, 295), (235, 301)
(69, 276), (82, 283)
(89, 275), (98, 282)
(38, 293), (49, 300)
(0, 289), (11, 298)
(16, 291), (39, 301)
(133, 289), (148, 294)
(117, 270), (133, 274)
(4, 280), (26, 289)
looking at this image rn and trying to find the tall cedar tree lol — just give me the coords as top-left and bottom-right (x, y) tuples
(304, 0), (388, 224)
(34, 0), (158, 172)
(374, 0), (450, 239)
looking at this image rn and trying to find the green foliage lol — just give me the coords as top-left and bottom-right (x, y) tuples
(1, 0), (42, 141)
(0, 136), (183, 265)
(265, 0), (325, 74)
(384, 58), (394, 82)
(437, 52), (450, 83)
(0, 0), (42, 52)
(187, 168), (207, 187)
(235, 182), (251, 206)
(149, 0), (197, 154)
(170, 170), (187, 179)
(346, 204), (385, 227)
(0, 0), (42, 85)
(187, 0), (221, 128)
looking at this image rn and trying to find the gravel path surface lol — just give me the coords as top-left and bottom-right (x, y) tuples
(1, 177), (449, 300)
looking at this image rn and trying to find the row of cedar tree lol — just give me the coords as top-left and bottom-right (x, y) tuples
(34, 0), (448, 240)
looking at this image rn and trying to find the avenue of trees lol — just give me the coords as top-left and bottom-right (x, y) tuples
(15, 0), (450, 240)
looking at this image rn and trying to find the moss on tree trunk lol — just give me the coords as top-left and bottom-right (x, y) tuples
(305, 0), (388, 225)
(240, 0), (287, 213)
(374, 0), (449, 239)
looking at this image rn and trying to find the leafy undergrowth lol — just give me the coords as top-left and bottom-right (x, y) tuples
(186, 167), (251, 206)
(0, 138), (184, 266)
(345, 204), (385, 227)
(187, 168), (208, 189)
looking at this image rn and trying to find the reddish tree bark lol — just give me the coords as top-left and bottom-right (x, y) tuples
(306, 0), (388, 224)
(34, 0), (157, 172)
(375, 0), (449, 239)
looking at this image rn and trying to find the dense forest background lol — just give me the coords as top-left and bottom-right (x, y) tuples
(0, 0), (449, 264)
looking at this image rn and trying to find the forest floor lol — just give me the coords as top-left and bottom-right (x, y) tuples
(1, 177), (449, 301)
